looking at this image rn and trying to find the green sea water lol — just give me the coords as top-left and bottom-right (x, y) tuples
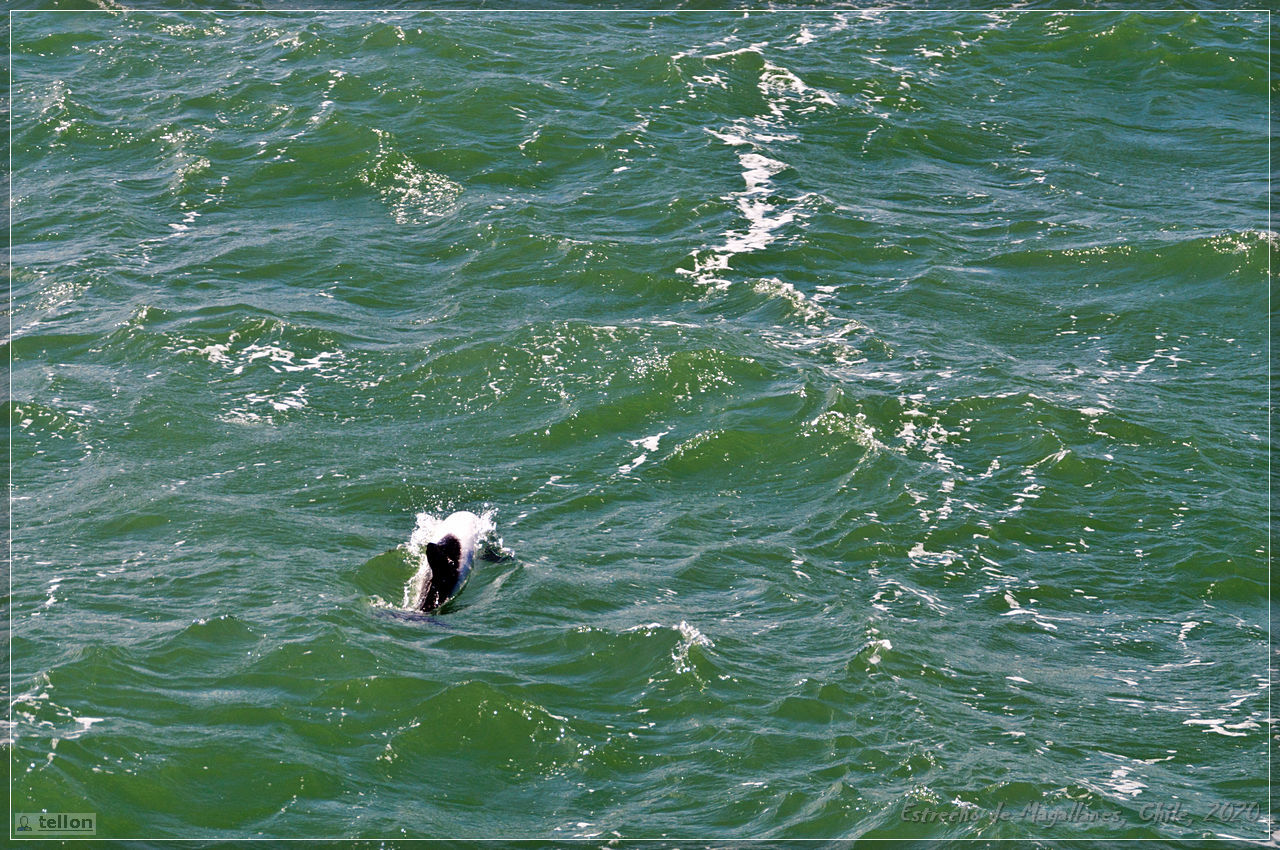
(7, 8), (1272, 843)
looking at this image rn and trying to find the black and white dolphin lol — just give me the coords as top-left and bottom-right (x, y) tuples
(413, 510), (482, 613)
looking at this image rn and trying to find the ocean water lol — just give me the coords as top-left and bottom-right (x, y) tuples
(7, 9), (1271, 842)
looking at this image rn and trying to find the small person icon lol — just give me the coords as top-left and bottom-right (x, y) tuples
(16, 815), (32, 832)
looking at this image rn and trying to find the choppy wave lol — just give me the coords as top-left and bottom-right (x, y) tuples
(8, 9), (1268, 842)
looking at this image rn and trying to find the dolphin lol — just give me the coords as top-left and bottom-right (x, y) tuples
(415, 510), (482, 613)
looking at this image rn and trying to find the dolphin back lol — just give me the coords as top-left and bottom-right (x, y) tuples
(418, 511), (482, 612)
